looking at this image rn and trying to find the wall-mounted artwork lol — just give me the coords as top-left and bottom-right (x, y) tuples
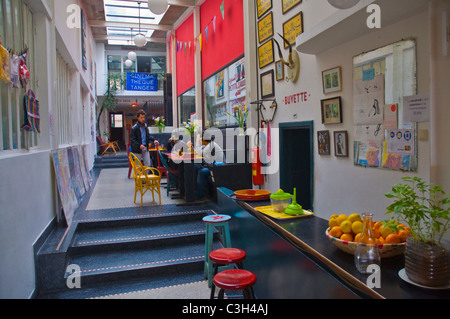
(258, 12), (274, 43)
(257, 0), (272, 19)
(260, 69), (275, 99)
(321, 96), (342, 124)
(282, 12), (303, 48)
(317, 130), (330, 155)
(282, 0), (302, 14)
(258, 39), (274, 69)
(334, 131), (349, 157)
(322, 66), (342, 94)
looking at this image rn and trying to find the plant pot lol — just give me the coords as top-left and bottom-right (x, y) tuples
(404, 236), (450, 287)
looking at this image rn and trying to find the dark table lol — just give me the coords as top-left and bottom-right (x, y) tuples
(217, 187), (450, 299)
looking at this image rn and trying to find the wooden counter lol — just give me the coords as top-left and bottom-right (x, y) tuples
(217, 187), (450, 299)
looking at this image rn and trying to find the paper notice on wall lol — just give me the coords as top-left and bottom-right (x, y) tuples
(353, 74), (385, 125)
(383, 104), (398, 130)
(387, 129), (415, 155)
(354, 124), (384, 142)
(356, 141), (382, 167)
(403, 94), (430, 123)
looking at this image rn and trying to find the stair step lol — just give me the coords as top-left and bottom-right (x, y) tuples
(67, 240), (221, 287)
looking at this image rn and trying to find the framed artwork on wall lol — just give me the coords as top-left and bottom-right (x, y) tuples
(258, 39), (274, 69)
(334, 131), (349, 157)
(321, 96), (342, 124)
(257, 0), (272, 19)
(258, 12), (274, 43)
(260, 69), (275, 99)
(282, 0), (302, 14)
(275, 60), (284, 81)
(317, 130), (330, 155)
(322, 66), (342, 94)
(282, 12), (304, 48)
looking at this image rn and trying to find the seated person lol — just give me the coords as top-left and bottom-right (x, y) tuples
(193, 135), (225, 200)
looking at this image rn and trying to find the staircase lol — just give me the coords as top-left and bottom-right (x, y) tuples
(35, 205), (221, 299)
(94, 154), (129, 169)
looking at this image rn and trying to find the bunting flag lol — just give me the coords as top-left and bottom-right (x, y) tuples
(184, 42), (187, 54)
(213, 16), (216, 32)
(199, 33), (203, 51)
(205, 26), (208, 42)
(220, 1), (225, 20)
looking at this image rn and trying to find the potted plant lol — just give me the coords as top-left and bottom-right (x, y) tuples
(385, 176), (450, 287)
(152, 116), (165, 133)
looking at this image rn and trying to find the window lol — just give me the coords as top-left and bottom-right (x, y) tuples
(56, 52), (72, 146)
(178, 87), (195, 125)
(0, 0), (36, 151)
(111, 113), (123, 128)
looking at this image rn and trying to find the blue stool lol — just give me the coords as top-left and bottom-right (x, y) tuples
(203, 214), (232, 287)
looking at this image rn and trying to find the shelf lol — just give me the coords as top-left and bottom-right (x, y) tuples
(295, 0), (429, 55)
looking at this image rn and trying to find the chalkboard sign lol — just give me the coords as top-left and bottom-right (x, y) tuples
(126, 73), (158, 91)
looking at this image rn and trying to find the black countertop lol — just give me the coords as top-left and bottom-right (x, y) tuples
(235, 199), (450, 299)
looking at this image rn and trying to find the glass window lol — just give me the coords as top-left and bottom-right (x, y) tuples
(204, 56), (246, 128)
(137, 56), (150, 73)
(111, 113), (123, 128)
(179, 87), (195, 125)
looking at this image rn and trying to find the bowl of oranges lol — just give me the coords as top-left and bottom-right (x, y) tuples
(325, 213), (407, 258)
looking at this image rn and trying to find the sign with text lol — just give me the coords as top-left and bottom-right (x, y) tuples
(126, 73), (158, 91)
(403, 94), (430, 123)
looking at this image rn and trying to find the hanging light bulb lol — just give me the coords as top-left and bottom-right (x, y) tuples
(327, 0), (360, 9)
(148, 0), (168, 15)
(128, 28), (137, 60)
(125, 59), (133, 67)
(134, 2), (147, 47)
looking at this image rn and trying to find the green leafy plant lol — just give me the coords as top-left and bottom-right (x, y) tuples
(226, 102), (248, 129)
(97, 73), (124, 137)
(385, 176), (450, 245)
(182, 120), (196, 137)
(152, 116), (165, 133)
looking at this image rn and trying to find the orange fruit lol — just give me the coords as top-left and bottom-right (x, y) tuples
(329, 226), (343, 238)
(373, 221), (382, 230)
(377, 236), (385, 244)
(340, 233), (353, 242)
(398, 229), (410, 242)
(354, 233), (361, 242)
(380, 225), (395, 239)
(372, 228), (381, 239)
(385, 233), (401, 244)
(359, 234), (376, 244)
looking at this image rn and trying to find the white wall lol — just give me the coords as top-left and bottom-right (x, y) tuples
(253, 1), (436, 223)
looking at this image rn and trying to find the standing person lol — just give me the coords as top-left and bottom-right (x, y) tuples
(130, 109), (155, 168)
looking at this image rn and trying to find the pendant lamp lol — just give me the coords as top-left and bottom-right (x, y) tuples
(148, 0), (168, 15)
(134, 2), (147, 47)
(125, 59), (133, 67)
(327, 0), (360, 9)
(128, 28), (137, 60)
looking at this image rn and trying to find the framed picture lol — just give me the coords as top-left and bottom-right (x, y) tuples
(258, 12), (273, 43)
(258, 39), (274, 69)
(282, 0), (302, 14)
(275, 60), (284, 81)
(322, 66), (342, 94)
(334, 131), (349, 157)
(321, 96), (342, 124)
(260, 69), (275, 99)
(282, 12), (303, 48)
(317, 130), (330, 155)
(257, 0), (272, 19)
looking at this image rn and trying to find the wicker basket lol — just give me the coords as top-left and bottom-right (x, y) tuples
(325, 228), (406, 258)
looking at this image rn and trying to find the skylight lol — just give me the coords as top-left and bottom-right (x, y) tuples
(104, 0), (167, 45)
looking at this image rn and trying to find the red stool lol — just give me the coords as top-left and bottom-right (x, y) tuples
(212, 269), (256, 299)
(209, 248), (246, 299)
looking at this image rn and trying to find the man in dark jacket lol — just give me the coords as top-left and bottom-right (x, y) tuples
(130, 109), (155, 168)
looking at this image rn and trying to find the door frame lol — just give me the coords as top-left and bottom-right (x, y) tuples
(279, 121), (314, 211)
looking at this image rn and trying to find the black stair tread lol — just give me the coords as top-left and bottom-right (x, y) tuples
(68, 241), (213, 276)
(72, 220), (207, 247)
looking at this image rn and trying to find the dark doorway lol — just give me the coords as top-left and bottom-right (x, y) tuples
(109, 112), (125, 149)
(279, 121), (314, 211)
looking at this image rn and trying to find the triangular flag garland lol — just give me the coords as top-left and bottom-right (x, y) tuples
(174, 1), (225, 55)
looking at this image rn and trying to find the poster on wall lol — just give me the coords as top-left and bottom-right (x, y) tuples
(257, 0), (272, 19)
(258, 39), (274, 69)
(51, 149), (78, 226)
(258, 12), (274, 43)
(215, 71), (225, 99)
(282, 12), (303, 48)
(353, 74), (385, 125)
(228, 57), (246, 100)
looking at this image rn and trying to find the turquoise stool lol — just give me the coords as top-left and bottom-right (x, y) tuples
(203, 214), (232, 287)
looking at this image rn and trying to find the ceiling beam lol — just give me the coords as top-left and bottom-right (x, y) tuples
(88, 20), (173, 31)
(93, 34), (167, 43)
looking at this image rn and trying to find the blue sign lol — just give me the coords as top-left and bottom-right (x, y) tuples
(126, 73), (158, 91)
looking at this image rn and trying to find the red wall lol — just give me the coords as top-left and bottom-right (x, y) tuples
(175, 14), (195, 96)
(200, 0), (244, 80)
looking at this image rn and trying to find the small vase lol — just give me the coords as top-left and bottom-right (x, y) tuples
(404, 236), (449, 287)
(158, 127), (163, 134)
(239, 126), (245, 135)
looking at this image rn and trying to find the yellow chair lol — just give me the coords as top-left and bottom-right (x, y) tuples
(129, 152), (162, 206)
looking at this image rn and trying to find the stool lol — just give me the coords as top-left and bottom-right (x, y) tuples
(203, 214), (232, 287)
(211, 269), (256, 299)
(209, 248), (246, 299)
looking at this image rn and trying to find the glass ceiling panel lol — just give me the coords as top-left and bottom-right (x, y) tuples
(104, 0), (167, 45)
